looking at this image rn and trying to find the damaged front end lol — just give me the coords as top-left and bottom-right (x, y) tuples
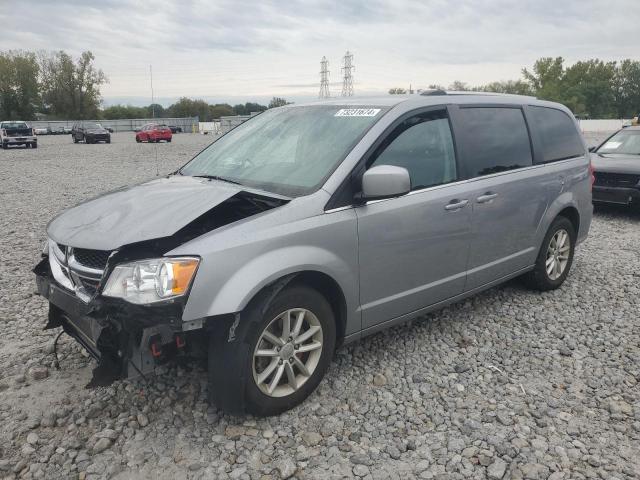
(34, 245), (195, 387)
(34, 187), (288, 387)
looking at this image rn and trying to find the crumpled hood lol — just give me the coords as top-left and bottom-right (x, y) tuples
(591, 153), (640, 175)
(47, 176), (242, 250)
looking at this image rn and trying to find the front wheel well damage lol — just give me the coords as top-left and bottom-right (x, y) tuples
(238, 270), (348, 345)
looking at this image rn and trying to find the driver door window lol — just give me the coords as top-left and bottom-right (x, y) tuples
(369, 110), (457, 190)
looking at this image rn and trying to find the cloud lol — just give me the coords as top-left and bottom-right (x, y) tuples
(1, 0), (639, 101)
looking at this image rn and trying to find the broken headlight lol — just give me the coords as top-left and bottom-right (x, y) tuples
(102, 257), (199, 304)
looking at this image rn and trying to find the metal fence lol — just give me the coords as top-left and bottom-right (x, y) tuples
(29, 117), (199, 133)
(219, 112), (261, 134)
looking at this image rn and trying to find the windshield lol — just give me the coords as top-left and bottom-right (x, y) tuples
(2, 122), (28, 129)
(180, 105), (388, 196)
(83, 123), (101, 129)
(597, 130), (640, 155)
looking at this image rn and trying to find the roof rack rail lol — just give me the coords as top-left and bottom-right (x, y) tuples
(420, 89), (447, 96)
(420, 89), (537, 100)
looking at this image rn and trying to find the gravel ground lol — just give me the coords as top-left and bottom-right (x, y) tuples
(0, 132), (638, 480)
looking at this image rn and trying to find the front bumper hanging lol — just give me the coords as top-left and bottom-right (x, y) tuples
(34, 257), (188, 386)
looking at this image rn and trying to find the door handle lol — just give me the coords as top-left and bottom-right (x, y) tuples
(444, 199), (469, 211)
(476, 192), (498, 203)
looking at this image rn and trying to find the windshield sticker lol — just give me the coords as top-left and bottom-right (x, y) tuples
(602, 141), (621, 149)
(334, 108), (381, 117)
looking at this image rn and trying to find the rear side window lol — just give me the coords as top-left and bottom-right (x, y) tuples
(457, 107), (532, 177)
(528, 106), (584, 162)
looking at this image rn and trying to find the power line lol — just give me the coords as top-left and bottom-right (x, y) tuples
(319, 56), (330, 99)
(341, 51), (355, 97)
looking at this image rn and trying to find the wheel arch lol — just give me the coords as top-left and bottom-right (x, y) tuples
(234, 270), (349, 346)
(556, 205), (580, 235)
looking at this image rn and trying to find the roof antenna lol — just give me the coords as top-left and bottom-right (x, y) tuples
(150, 64), (159, 176)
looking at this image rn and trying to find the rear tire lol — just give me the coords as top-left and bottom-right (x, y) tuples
(32, 143), (37, 149)
(167, 138), (172, 143)
(208, 285), (336, 416)
(523, 216), (576, 291)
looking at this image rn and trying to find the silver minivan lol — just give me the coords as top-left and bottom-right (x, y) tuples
(35, 92), (592, 415)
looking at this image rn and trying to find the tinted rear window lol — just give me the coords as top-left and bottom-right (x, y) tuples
(528, 106), (584, 162)
(2, 122), (28, 129)
(458, 107), (532, 177)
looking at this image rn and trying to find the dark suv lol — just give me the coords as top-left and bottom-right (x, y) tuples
(71, 122), (111, 144)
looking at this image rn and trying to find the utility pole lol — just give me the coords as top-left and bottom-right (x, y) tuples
(150, 65), (155, 118)
(319, 56), (330, 99)
(341, 51), (354, 97)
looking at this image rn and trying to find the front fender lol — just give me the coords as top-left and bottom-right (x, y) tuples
(182, 245), (359, 333)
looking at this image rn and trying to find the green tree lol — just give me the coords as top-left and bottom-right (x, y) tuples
(146, 103), (165, 118)
(449, 81), (470, 91)
(101, 104), (148, 119)
(0, 50), (40, 120)
(38, 50), (107, 119)
(388, 87), (407, 94)
(522, 57), (565, 103)
(476, 80), (533, 96)
(268, 97), (290, 108)
(167, 97), (210, 121)
(208, 103), (235, 119)
(612, 60), (640, 118)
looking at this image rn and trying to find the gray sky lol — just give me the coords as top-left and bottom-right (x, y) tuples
(2, 0), (639, 106)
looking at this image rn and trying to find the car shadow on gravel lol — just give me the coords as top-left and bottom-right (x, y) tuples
(593, 203), (640, 221)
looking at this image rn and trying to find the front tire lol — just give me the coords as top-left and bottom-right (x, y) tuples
(208, 285), (336, 416)
(523, 216), (576, 291)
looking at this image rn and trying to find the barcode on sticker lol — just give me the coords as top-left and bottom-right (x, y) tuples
(334, 108), (381, 117)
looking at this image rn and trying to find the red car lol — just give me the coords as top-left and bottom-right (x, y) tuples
(135, 123), (172, 143)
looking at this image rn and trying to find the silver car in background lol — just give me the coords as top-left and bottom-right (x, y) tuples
(35, 92), (592, 415)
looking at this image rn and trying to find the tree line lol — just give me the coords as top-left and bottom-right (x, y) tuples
(0, 49), (291, 121)
(102, 96), (289, 121)
(390, 57), (640, 119)
(0, 50), (106, 120)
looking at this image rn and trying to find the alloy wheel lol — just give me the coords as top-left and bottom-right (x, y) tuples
(252, 308), (323, 398)
(546, 228), (570, 280)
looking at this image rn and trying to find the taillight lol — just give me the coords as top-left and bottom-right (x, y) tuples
(588, 160), (595, 189)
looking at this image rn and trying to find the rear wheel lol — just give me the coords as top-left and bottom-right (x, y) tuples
(2, 143), (8, 150)
(167, 138), (172, 143)
(523, 216), (576, 291)
(31, 143), (37, 149)
(135, 136), (141, 143)
(208, 285), (336, 416)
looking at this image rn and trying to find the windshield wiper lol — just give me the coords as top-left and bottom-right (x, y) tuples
(191, 174), (243, 186)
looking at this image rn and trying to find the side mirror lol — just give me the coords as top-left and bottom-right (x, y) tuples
(361, 165), (410, 201)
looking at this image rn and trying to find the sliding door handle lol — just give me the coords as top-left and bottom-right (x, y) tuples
(444, 199), (469, 211)
(477, 193), (498, 203)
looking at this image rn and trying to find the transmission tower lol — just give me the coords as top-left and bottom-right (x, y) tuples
(341, 51), (355, 96)
(319, 56), (330, 99)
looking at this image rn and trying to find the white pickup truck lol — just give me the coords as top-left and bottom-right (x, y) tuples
(1, 121), (37, 149)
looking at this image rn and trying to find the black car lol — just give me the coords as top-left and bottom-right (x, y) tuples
(71, 122), (111, 144)
(590, 125), (640, 208)
(168, 125), (182, 133)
